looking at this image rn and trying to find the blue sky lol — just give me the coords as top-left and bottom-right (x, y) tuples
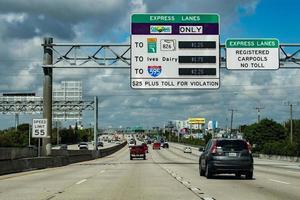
(235, 0), (300, 43)
(0, 0), (299, 130)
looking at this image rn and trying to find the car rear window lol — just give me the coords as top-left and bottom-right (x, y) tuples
(216, 140), (247, 151)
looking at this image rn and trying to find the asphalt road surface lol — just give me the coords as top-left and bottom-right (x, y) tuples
(0, 143), (300, 200)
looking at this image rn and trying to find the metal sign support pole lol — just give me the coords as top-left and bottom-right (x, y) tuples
(42, 37), (53, 156)
(94, 96), (98, 150)
(38, 138), (41, 157)
(28, 123), (31, 146)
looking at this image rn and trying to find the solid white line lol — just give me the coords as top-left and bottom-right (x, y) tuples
(269, 179), (290, 185)
(76, 179), (87, 185)
(100, 170), (105, 173)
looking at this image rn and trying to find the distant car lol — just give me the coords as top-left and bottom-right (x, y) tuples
(199, 139), (253, 179)
(28, 145), (37, 150)
(78, 142), (88, 150)
(162, 141), (169, 148)
(97, 141), (104, 147)
(59, 144), (68, 150)
(152, 142), (161, 150)
(146, 139), (152, 144)
(128, 140), (136, 148)
(183, 146), (192, 153)
(141, 143), (148, 153)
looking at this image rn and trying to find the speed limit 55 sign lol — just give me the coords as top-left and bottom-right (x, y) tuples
(32, 119), (48, 138)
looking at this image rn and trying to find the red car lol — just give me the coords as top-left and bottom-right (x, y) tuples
(152, 142), (161, 150)
(130, 145), (146, 160)
(141, 143), (148, 153)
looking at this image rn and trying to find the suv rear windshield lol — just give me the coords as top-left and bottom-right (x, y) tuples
(216, 140), (247, 151)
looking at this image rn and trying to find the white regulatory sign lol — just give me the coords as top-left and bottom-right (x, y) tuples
(226, 38), (279, 70)
(131, 13), (220, 89)
(32, 119), (48, 138)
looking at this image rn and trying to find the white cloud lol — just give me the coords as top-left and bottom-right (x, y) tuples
(0, 12), (27, 23)
(0, 0), (299, 130)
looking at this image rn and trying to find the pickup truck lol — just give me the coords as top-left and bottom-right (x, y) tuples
(130, 145), (146, 160)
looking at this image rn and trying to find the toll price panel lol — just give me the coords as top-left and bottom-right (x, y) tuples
(131, 13), (220, 89)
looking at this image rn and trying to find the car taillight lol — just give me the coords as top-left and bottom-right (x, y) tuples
(246, 142), (252, 153)
(211, 144), (217, 154)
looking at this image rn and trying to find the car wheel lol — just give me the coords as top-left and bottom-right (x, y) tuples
(245, 171), (253, 179)
(199, 162), (205, 176)
(235, 172), (241, 178)
(205, 164), (212, 179)
(143, 155), (146, 160)
(130, 156), (133, 160)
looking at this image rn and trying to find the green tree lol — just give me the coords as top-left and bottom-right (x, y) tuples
(285, 119), (300, 156)
(244, 118), (286, 152)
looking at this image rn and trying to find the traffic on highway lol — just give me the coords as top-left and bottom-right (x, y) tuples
(1, 134), (300, 200)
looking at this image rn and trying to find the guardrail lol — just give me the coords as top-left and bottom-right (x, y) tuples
(0, 141), (127, 175)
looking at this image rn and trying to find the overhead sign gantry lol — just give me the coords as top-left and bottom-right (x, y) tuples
(131, 13), (220, 89)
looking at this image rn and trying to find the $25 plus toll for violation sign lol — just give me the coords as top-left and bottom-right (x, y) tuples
(226, 38), (279, 70)
(131, 13), (220, 89)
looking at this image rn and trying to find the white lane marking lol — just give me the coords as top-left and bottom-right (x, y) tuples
(287, 170), (300, 174)
(182, 181), (190, 186)
(100, 170), (105, 173)
(76, 179), (87, 185)
(269, 179), (290, 185)
(190, 187), (200, 192)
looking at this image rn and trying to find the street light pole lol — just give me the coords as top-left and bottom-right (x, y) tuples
(284, 101), (299, 144)
(229, 109), (237, 138)
(290, 104), (293, 144)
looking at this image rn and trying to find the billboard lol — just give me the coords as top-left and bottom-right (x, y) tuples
(188, 118), (205, 124)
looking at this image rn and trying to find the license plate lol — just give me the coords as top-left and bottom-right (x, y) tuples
(228, 152), (237, 157)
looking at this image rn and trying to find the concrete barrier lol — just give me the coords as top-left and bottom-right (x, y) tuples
(171, 142), (300, 163)
(256, 154), (300, 162)
(0, 141), (127, 175)
(0, 147), (37, 160)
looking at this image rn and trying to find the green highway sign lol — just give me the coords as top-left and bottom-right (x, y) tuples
(131, 13), (220, 89)
(226, 38), (279, 70)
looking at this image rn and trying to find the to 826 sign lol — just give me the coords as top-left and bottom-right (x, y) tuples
(32, 119), (48, 138)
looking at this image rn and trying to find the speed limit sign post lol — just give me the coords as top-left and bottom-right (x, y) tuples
(32, 119), (47, 157)
(32, 119), (48, 138)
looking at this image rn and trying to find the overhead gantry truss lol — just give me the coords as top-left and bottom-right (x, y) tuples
(0, 96), (95, 116)
(41, 43), (300, 68)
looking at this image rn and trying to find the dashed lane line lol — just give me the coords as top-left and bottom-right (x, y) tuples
(269, 179), (290, 185)
(75, 179), (87, 185)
